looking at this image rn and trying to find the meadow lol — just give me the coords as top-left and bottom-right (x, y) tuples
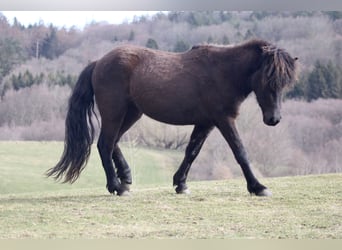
(0, 142), (341, 239)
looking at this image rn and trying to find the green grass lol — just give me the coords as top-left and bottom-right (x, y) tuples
(0, 142), (341, 239)
(0, 141), (182, 194)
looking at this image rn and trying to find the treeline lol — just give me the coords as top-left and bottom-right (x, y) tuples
(287, 60), (342, 101)
(1, 11), (342, 100)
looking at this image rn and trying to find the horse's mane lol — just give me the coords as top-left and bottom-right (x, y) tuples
(192, 39), (298, 91)
(258, 41), (298, 91)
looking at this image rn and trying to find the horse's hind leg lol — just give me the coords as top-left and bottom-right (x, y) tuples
(97, 115), (126, 195)
(173, 124), (213, 194)
(112, 146), (131, 194)
(112, 105), (142, 194)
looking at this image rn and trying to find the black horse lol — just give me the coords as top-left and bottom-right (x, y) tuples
(47, 39), (298, 196)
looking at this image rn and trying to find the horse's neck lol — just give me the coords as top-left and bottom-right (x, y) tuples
(209, 48), (257, 96)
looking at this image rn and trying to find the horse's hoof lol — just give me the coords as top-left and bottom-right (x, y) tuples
(256, 189), (272, 197)
(176, 187), (191, 195)
(180, 189), (191, 195)
(117, 183), (131, 196)
(118, 190), (130, 196)
(107, 185), (116, 194)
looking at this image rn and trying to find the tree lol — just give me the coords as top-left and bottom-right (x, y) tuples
(222, 35), (230, 45)
(324, 61), (341, 99)
(323, 11), (342, 21)
(13, 17), (24, 29)
(286, 74), (307, 100)
(219, 11), (232, 22)
(173, 40), (190, 52)
(10, 70), (44, 91)
(145, 38), (159, 49)
(128, 30), (135, 41)
(0, 38), (25, 79)
(41, 25), (59, 59)
(306, 61), (328, 101)
(244, 29), (254, 40)
(306, 60), (342, 101)
(250, 11), (270, 20)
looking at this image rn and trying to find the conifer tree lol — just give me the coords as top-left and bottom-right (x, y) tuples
(306, 61), (328, 101)
(146, 38), (159, 49)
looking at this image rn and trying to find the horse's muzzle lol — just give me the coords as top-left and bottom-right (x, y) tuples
(264, 115), (281, 126)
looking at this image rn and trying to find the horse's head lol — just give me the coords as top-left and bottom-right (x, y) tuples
(254, 81), (283, 126)
(252, 44), (298, 126)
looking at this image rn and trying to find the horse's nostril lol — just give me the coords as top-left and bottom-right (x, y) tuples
(264, 116), (280, 126)
(269, 117), (280, 126)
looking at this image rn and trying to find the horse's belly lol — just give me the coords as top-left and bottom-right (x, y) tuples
(143, 108), (200, 125)
(133, 93), (205, 125)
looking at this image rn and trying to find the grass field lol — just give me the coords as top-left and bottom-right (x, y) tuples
(0, 142), (341, 239)
(0, 141), (182, 194)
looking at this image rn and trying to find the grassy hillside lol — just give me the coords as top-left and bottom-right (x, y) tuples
(0, 175), (341, 239)
(0, 141), (182, 194)
(0, 142), (341, 239)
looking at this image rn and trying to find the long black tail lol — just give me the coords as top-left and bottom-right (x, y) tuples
(47, 61), (97, 183)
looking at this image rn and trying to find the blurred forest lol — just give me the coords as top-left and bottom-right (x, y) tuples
(0, 11), (341, 179)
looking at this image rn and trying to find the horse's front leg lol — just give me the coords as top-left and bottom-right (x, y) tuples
(216, 117), (272, 196)
(173, 125), (214, 194)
